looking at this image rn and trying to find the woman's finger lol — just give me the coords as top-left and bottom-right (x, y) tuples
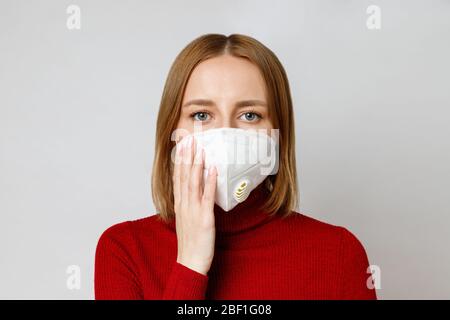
(190, 139), (203, 202)
(173, 143), (182, 211)
(180, 136), (193, 207)
(202, 166), (217, 212)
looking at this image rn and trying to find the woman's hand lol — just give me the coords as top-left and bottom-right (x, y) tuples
(173, 135), (218, 276)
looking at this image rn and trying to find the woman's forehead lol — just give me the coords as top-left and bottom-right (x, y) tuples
(182, 55), (268, 105)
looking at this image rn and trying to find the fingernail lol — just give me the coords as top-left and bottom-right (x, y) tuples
(208, 166), (216, 176)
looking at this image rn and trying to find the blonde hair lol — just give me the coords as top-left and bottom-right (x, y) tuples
(151, 33), (298, 223)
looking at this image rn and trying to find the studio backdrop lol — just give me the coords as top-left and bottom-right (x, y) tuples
(1, 0), (449, 299)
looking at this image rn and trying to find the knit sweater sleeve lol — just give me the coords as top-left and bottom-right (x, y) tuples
(338, 227), (378, 300)
(161, 262), (209, 300)
(95, 221), (209, 300)
(94, 222), (144, 299)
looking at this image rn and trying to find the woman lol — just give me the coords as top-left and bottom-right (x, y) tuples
(94, 33), (377, 300)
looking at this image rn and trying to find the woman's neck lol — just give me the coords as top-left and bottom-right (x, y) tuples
(165, 183), (276, 235)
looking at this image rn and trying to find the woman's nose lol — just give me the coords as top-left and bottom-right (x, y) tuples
(215, 117), (237, 129)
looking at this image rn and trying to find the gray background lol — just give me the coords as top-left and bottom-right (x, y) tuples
(1, 0), (449, 299)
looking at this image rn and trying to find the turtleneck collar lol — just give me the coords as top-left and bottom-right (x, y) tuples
(213, 184), (275, 234)
(165, 183), (276, 235)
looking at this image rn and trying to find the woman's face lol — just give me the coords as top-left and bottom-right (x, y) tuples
(176, 54), (273, 136)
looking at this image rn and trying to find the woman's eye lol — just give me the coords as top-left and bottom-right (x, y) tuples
(191, 112), (210, 121)
(240, 112), (261, 122)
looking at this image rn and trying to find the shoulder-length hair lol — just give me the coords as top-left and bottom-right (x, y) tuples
(151, 33), (298, 223)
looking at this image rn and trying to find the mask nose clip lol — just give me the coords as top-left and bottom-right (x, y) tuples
(233, 178), (251, 203)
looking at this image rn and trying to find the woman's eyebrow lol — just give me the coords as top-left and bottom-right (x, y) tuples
(236, 100), (267, 108)
(182, 99), (215, 108)
(182, 99), (267, 108)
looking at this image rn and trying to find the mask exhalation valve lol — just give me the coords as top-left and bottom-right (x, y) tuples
(233, 179), (251, 203)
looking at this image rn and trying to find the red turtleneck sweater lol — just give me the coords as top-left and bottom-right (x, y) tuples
(94, 187), (377, 300)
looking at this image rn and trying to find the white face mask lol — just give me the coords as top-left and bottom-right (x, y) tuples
(177, 128), (279, 212)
